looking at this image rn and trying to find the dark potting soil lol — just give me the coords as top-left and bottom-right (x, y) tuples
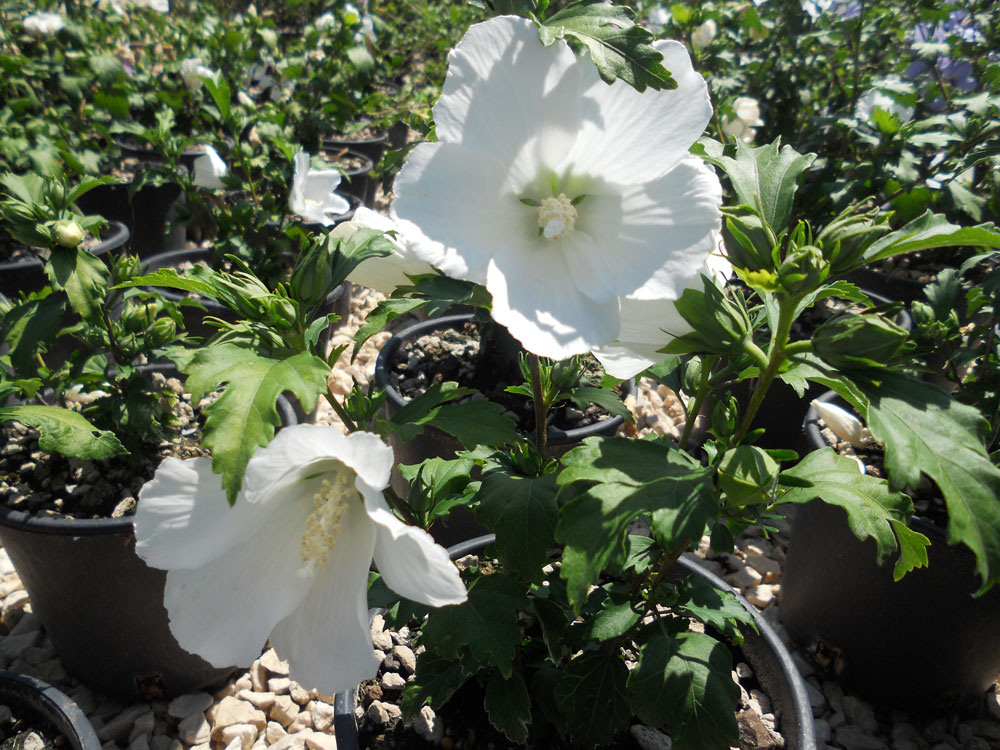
(0, 371), (208, 520)
(0, 704), (64, 750)
(388, 320), (625, 435)
(316, 148), (370, 175)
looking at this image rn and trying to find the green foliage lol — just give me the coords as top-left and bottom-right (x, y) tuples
(185, 345), (331, 503)
(536, 0), (675, 92)
(553, 650), (632, 746)
(0, 405), (126, 461)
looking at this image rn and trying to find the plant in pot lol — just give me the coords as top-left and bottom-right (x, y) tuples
(781, 255), (1000, 709)
(0, 172), (400, 700)
(113, 5), (1000, 750)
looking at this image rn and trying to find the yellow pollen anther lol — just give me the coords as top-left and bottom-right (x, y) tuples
(299, 467), (359, 566)
(538, 194), (576, 240)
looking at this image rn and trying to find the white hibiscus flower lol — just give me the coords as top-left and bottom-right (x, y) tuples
(392, 15), (722, 361)
(134, 425), (467, 695)
(23, 12), (65, 36)
(180, 58), (215, 90)
(721, 96), (764, 143)
(289, 152), (351, 226)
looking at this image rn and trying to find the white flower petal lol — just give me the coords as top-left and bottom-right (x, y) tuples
(135, 457), (270, 569)
(592, 295), (693, 379)
(812, 400), (868, 449)
(578, 155), (722, 301)
(393, 142), (522, 284)
(487, 239), (620, 359)
(242, 425), (393, 504)
(289, 153), (350, 226)
(433, 15), (581, 186)
(192, 146), (227, 189)
(344, 208), (440, 293)
(268, 499), (379, 696)
(560, 41), (712, 185)
(161, 493), (316, 668)
(365, 492), (467, 607)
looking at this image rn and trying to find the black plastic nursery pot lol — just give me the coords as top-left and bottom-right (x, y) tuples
(0, 670), (101, 750)
(373, 313), (635, 546)
(0, 387), (298, 701)
(332, 535), (817, 750)
(0, 221), (130, 298)
(780, 390), (1000, 710)
(74, 181), (183, 258)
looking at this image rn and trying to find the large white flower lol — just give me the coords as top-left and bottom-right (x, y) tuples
(392, 16), (722, 361)
(23, 12), (65, 36)
(721, 96), (764, 143)
(134, 425), (467, 695)
(334, 207), (448, 294)
(289, 152), (352, 226)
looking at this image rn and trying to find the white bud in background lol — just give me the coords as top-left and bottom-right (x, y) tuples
(812, 400), (870, 449)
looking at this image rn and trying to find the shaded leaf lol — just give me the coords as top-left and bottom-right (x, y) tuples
(484, 671), (532, 745)
(0, 405), (126, 460)
(554, 650), (631, 747)
(476, 471), (558, 583)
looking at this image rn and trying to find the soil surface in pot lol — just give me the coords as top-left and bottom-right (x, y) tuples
(355, 550), (786, 750)
(0, 705), (64, 750)
(0, 370), (208, 520)
(387, 319), (625, 434)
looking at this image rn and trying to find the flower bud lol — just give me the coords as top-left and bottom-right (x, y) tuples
(53, 220), (85, 248)
(147, 317), (177, 347)
(266, 296), (298, 328)
(122, 302), (158, 333)
(812, 313), (908, 369)
(717, 446), (779, 507)
(291, 243), (337, 307)
(777, 245), (829, 296)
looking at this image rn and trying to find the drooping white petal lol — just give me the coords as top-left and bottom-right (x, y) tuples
(135, 457), (270, 569)
(342, 208), (441, 294)
(192, 146), (228, 189)
(592, 295), (694, 379)
(560, 41), (712, 185)
(393, 142), (522, 284)
(487, 238), (620, 359)
(289, 152), (350, 226)
(242, 425), (393, 505)
(161, 489), (316, 668)
(365, 490), (467, 607)
(433, 15), (581, 187)
(268, 494), (379, 696)
(812, 400), (869, 449)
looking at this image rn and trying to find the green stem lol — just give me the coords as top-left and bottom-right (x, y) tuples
(734, 295), (800, 443)
(679, 356), (717, 452)
(383, 486), (419, 526)
(324, 390), (359, 433)
(784, 340), (813, 356)
(529, 354), (548, 461)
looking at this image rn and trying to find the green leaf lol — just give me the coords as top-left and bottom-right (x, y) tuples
(400, 654), (469, 719)
(556, 437), (716, 610)
(861, 211), (1000, 266)
(47, 247), (109, 321)
(426, 400), (522, 449)
(484, 671), (532, 745)
(537, 0), (675, 92)
(554, 650), (631, 747)
(586, 589), (640, 641)
(779, 447), (927, 568)
(420, 573), (528, 679)
(627, 632), (740, 750)
(352, 297), (426, 356)
(700, 138), (815, 233)
(476, 471), (558, 583)
(890, 520), (931, 581)
(399, 457), (476, 525)
(1, 295), (64, 375)
(562, 385), (631, 421)
(857, 372), (1000, 589)
(0, 405), (126, 460)
(533, 596), (571, 664)
(674, 574), (756, 642)
(185, 345), (331, 503)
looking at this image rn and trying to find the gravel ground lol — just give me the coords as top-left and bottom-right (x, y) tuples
(0, 251), (999, 750)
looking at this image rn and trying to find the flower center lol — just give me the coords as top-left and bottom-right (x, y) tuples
(299, 464), (359, 566)
(537, 194), (576, 240)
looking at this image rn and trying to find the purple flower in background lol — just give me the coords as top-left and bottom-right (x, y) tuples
(906, 10), (982, 105)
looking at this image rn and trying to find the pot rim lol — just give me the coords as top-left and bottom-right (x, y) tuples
(0, 670), (101, 750)
(314, 146), (376, 179)
(373, 313), (634, 444)
(333, 533), (817, 750)
(803, 390), (947, 543)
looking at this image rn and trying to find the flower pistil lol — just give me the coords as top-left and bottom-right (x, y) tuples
(537, 193), (577, 240)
